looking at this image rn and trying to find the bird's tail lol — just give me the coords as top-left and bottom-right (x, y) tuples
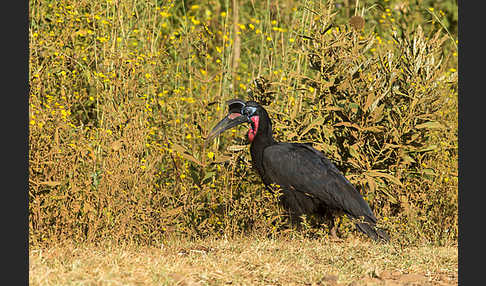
(355, 222), (390, 242)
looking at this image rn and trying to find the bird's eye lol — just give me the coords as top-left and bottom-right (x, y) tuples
(244, 106), (257, 117)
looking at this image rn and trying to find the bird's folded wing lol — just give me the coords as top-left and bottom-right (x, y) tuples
(262, 143), (377, 223)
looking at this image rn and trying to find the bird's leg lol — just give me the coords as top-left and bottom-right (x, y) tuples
(329, 217), (342, 241)
(330, 224), (339, 240)
(289, 212), (303, 230)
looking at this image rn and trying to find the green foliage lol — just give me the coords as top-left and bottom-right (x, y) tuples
(29, 0), (457, 246)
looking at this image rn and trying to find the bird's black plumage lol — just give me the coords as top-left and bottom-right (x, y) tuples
(207, 100), (389, 241)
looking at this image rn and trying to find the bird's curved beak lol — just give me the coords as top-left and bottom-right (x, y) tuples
(206, 112), (250, 142)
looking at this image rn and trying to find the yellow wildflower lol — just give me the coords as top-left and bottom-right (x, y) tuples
(207, 152), (215, 159)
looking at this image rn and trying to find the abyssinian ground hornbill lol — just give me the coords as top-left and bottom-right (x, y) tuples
(207, 99), (390, 242)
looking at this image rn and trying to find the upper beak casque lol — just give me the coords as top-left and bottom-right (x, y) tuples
(206, 112), (250, 142)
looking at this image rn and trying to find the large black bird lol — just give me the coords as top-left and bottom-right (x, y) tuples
(207, 99), (389, 242)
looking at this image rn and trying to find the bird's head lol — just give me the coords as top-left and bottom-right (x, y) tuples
(206, 99), (264, 143)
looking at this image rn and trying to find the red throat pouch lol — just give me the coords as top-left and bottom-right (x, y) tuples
(248, 116), (259, 142)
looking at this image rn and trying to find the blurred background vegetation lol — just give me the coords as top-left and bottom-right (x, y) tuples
(29, 0), (457, 247)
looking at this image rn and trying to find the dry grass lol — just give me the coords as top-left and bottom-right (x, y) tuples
(29, 236), (457, 286)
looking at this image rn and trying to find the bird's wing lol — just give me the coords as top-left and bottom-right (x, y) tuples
(262, 143), (377, 223)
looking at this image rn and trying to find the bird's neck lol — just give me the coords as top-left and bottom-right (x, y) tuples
(249, 115), (276, 180)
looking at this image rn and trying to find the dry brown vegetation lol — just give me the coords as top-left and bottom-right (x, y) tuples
(29, 0), (457, 247)
(29, 0), (457, 283)
(29, 236), (457, 286)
